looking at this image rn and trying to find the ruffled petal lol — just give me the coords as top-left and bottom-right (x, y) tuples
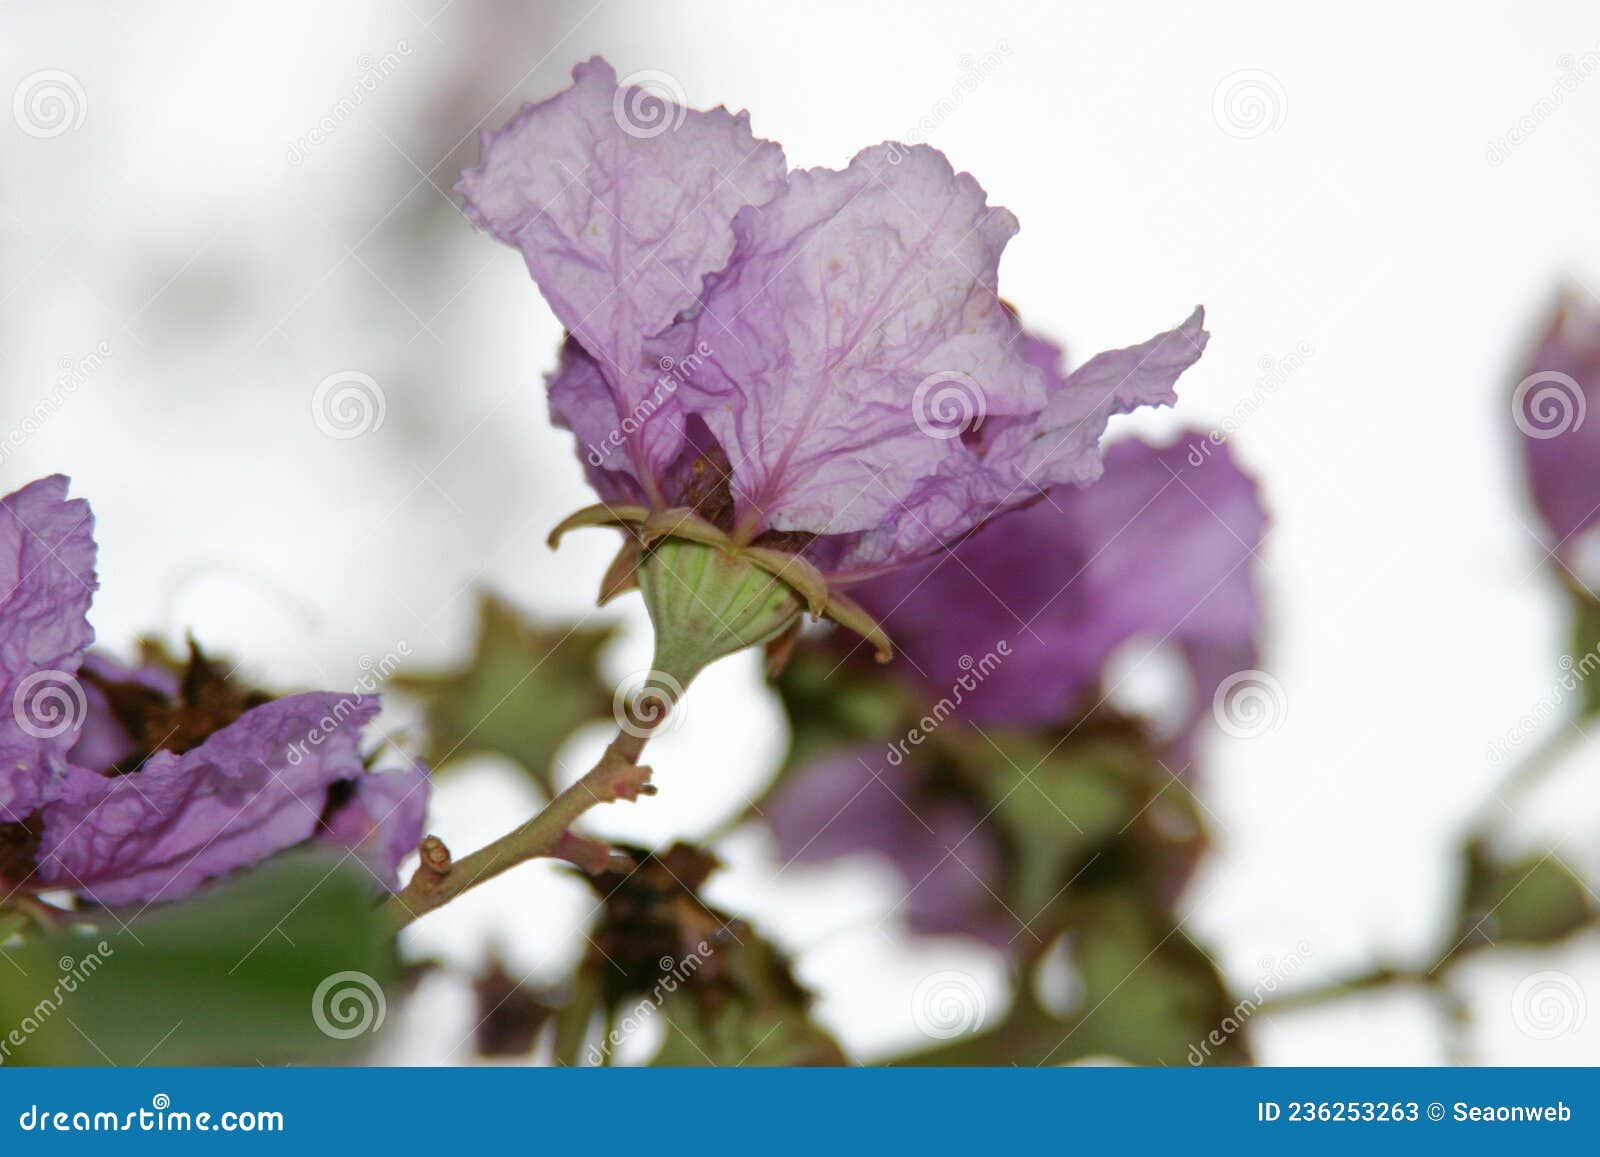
(685, 144), (1048, 539)
(458, 57), (787, 496)
(36, 693), (378, 906)
(829, 311), (1208, 573)
(0, 475), (97, 822)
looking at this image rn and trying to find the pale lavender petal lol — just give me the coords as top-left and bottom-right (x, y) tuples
(810, 311), (1208, 576)
(0, 475), (96, 822)
(985, 309), (1209, 489)
(458, 57), (787, 495)
(37, 693), (378, 906)
(685, 144), (1048, 539)
(320, 763), (430, 889)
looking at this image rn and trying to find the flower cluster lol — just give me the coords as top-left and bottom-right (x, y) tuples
(0, 476), (426, 907)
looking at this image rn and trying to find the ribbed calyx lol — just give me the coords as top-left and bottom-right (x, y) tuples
(637, 539), (804, 690)
(548, 503), (893, 691)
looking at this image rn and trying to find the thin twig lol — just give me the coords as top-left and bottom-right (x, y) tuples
(384, 725), (657, 931)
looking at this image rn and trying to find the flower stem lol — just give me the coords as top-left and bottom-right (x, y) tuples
(384, 726), (656, 931)
(1255, 965), (1432, 1016)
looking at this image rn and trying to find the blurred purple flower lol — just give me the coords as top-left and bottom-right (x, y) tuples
(767, 433), (1264, 943)
(459, 58), (1207, 580)
(849, 430), (1267, 748)
(766, 745), (1011, 946)
(1513, 294), (1600, 588)
(0, 475), (427, 905)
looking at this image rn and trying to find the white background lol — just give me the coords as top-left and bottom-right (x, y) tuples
(3, 0), (1599, 1064)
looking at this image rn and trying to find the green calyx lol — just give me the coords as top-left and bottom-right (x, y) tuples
(637, 538), (806, 690)
(547, 503), (895, 675)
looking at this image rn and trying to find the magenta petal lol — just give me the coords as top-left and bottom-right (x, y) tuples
(685, 144), (1049, 540)
(37, 693), (379, 906)
(319, 763), (430, 890)
(458, 57), (787, 496)
(0, 475), (97, 822)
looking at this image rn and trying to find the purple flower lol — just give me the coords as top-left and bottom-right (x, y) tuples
(1513, 294), (1600, 589)
(460, 58), (1208, 582)
(765, 745), (1011, 946)
(766, 433), (1265, 943)
(848, 431), (1267, 746)
(0, 476), (427, 905)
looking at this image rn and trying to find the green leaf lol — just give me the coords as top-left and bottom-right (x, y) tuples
(1051, 890), (1246, 1065)
(971, 731), (1152, 920)
(394, 593), (615, 792)
(1458, 848), (1594, 947)
(0, 855), (398, 1065)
